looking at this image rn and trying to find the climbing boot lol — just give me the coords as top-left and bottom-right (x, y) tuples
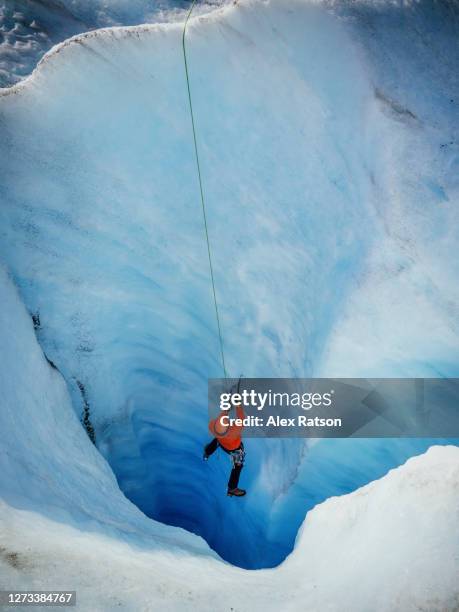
(227, 488), (246, 497)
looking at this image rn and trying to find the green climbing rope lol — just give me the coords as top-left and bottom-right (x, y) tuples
(182, 0), (228, 379)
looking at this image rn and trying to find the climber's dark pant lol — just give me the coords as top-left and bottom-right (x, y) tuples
(227, 461), (243, 490)
(205, 437), (219, 457)
(205, 438), (244, 490)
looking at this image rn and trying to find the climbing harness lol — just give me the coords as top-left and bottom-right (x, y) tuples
(182, 0), (228, 379)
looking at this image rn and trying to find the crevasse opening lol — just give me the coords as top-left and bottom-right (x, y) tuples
(1, 0), (458, 570)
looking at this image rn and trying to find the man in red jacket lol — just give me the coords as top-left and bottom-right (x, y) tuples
(204, 399), (246, 497)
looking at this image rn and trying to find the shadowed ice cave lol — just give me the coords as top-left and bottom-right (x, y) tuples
(0, 0), (458, 568)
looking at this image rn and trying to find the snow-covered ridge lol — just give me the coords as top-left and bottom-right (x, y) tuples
(0, 8), (202, 98)
(0, 0), (226, 88)
(0, 23), (176, 97)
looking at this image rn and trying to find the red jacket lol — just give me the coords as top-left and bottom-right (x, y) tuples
(209, 405), (244, 450)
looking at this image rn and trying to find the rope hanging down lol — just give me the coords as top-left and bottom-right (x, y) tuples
(182, 1), (228, 378)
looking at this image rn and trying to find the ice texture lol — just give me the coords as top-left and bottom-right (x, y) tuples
(0, 0), (458, 573)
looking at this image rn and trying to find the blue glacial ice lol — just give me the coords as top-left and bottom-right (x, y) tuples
(0, 0), (458, 573)
(1, 261), (458, 609)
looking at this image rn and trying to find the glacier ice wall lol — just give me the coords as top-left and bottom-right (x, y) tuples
(318, 0), (459, 377)
(0, 0), (458, 569)
(1, 274), (458, 610)
(0, 264), (213, 559)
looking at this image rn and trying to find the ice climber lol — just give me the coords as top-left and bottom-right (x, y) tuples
(204, 396), (246, 497)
